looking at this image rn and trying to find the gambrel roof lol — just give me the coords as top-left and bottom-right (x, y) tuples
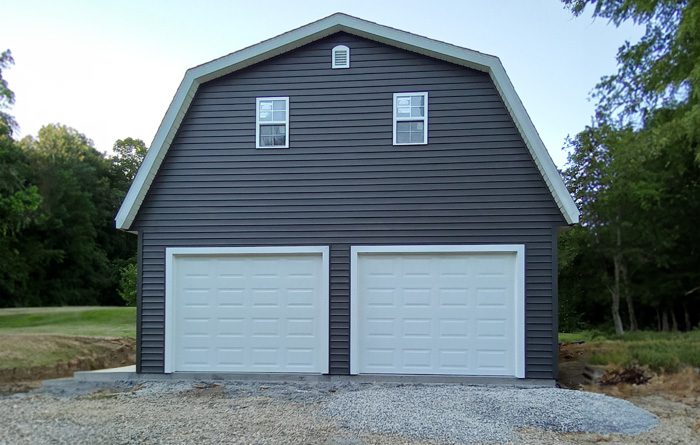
(116, 13), (579, 229)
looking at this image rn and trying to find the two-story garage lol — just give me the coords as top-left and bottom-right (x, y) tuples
(116, 13), (578, 381)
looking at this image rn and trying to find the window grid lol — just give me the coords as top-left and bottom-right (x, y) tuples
(393, 92), (428, 145)
(256, 97), (289, 149)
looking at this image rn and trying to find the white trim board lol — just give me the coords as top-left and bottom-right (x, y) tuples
(115, 13), (579, 229)
(164, 245), (330, 374)
(350, 244), (526, 378)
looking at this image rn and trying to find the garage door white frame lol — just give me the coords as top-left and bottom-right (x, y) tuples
(164, 246), (329, 374)
(350, 244), (525, 378)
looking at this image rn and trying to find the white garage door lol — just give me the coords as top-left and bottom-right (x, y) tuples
(165, 248), (328, 373)
(352, 246), (524, 377)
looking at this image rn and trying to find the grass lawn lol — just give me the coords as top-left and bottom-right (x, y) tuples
(560, 329), (700, 372)
(0, 306), (136, 338)
(0, 307), (136, 382)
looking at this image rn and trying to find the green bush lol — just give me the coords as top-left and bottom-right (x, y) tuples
(628, 347), (681, 372)
(564, 329), (700, 372)
(118, 262), (137, 306)
(559, 329), (611, 343)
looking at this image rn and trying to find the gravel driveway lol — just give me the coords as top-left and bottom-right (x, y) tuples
(0, 380), (660, 444)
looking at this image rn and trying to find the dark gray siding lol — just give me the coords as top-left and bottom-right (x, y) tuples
(134, 32), (567, 378)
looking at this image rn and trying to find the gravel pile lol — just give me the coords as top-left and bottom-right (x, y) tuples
(323, 384), (659, 444)
(0, 380), (660, 444)
(1, 381), (340, 445)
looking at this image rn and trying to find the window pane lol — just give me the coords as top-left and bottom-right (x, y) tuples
(411, 106), (424, 117)
(397, 95), (426, 118)
(397, 122), (411, 132)
(396, 122), (412, 144)
(259, 100), (273, 122)
(411, 96), (424, 106)
(396, 131), (410, 144)
(410, 131), (424, 143)
(273, 100), (286, 111)
(397, 106), (411, 117)
(259, 125), (286, 147)
(273, 111), (286, 122)
(396, 121), (425, 144)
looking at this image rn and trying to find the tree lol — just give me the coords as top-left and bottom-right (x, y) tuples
(118, 262), (137, 306)
(564, 1), (697, 115)
(18, 125), (115, 305)
(106, 137), (146, 303)
(0, 49), (17, 135)
(0, 49), (44, 304)
(0, 50), (40, 236)
(0, 48), (143, 307)
(111, 137), (147, 183)
(560, 0), (700, 332)
(564, 125), (643, 334)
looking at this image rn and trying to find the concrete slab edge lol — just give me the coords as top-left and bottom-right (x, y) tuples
(73, 370), (555, 387)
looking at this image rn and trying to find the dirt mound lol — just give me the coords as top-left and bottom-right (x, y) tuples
(0, 335), (135, 393)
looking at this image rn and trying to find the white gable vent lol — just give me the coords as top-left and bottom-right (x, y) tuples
(332, 45), (350, 69)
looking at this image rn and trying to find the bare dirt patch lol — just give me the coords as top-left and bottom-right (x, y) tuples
(0, 335), (134, 394)
(552, 341), (700, 444)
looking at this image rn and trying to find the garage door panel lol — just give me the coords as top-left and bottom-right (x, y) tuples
(366, 317), (395, 337)
(356, 250), (519, 376)
(287, 289), (315, 307)
(476, 292), (508, 309)
(476, 319), (508, 337)
(402, 288), (431, 306)
(286, 317), (315, 337)
(365, 348), (395, 368)
(439, 318), (469, 338)
(476, 349), (509, 371)
(438, 288), (470, 307)
(216, 288), (246, 306)
(403, 348), (432, 368)
(439, 349), (469, 369)
(170, 251), (326, 373)
(402, 318), (432, 338)
(365, 288), (395, 307)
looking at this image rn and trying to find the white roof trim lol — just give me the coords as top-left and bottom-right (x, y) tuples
(116, 13), (579, 229)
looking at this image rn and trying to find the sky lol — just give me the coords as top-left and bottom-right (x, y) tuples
(2, 0), (643, 167)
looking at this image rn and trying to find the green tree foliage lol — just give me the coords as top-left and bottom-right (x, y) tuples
(0, 48), (144, 307)
(105, 138), (147, 306)
(561, 0), (700, 332)
(18, 125), (116, 305)
(111, 137), (147, 183)
(118, 262), (137, 306)
(565, 1), (697, 115)
(0, 49), (17, 135)
(0, 49), (43, 303)
(0, 125), (144, 307)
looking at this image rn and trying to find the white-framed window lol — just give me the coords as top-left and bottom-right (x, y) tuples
(332, 45), (350, 68)
(256, 97), (289, 148)
(393, 92), (428, 145)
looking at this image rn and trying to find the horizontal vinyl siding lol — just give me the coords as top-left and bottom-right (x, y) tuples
(134, 33), (567, 377)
